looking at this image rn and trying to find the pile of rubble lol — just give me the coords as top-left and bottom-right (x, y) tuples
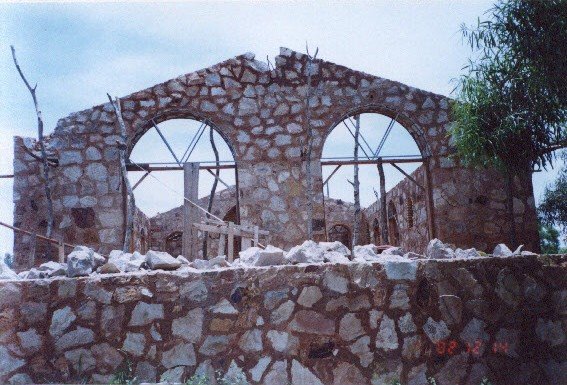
(0, 238), (536, 280)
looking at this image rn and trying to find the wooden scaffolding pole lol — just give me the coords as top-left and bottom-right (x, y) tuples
(183, 162), (200, 260)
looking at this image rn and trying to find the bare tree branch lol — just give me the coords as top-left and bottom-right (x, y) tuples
(11, 45), (54, 237)
(202, 126), (220, 259)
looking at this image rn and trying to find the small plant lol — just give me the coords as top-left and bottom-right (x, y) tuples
(185, 374), (209, 385)
(110, 358), (138, 385)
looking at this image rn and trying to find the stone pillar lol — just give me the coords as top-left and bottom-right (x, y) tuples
(182, 162), (199, 260)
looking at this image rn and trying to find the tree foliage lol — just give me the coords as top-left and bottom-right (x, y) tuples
(451, 0), (567, 171)
(539, 223), (561, 254)
(539, 151), (567, 236)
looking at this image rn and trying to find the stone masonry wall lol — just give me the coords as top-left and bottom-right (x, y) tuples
(13, 47), (539, 268)
(365, 165), (429, 253)
(1, 255), (565, 385)
(149, 186), (238, 258)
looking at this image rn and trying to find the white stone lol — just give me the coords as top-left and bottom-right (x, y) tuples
(493, 243), (513, 257)
(376, 315), (398, 351)
(122, 332), (146, 357)
(145, 250), (181, 270)
(271, 300), (295, 324)
(239, 328), (263, 352)
(129, 302), (164, 326)
(172, 308), (203, 343)
(353, 244), (380, 261)
(0, 258), (18, 280)
(339, 313), (365, 341)
(323, 271), (349, 294)
(426, 238), (455, 259)
(161, 343), (196, 368)
(423, 317), (450, 343)
(0, 346), (25, 377)
(17, 328), (42, 354)
(250, 356), (271, 382)
(286, 240), (325, 264)
(211, 298), (238, 314)
(291, 359), (324, 385)
(50, 306), (76, 337)
(455, 248), (481, 258)
(297, 286), (322, 308)
(67, 248), (95, 277)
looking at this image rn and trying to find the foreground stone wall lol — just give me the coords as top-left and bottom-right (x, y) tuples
(1, 255), (565, 385)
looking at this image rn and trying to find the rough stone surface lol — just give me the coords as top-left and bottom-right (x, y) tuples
(0, 253), (565, 384)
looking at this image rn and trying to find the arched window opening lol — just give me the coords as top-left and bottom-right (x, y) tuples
(165, 231), (183, 257)
(321, 111), (427, 249)
(388, 201), (400, 246)
(328, 224), (352, 247)
(128, 118), (238, 256)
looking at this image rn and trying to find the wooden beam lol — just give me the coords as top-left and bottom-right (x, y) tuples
(227, 221), (234, 262)
(194, 222), (269, 236)
(126, 163), (236, 172)
(323, 165), (342, 186)
(205, 168), (230, 189)
(391, 163), (425, 190)
(182, 162), (200, 260)
(132, 171), (151, 191)
(321, 157), (423, 167)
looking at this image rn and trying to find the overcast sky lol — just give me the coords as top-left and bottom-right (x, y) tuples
(0, 1), (563, 254)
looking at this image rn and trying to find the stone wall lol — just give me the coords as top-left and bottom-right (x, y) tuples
(12, 47), (540, 268)
(149, 186), (238, 258)
(1, 255), (565, 385)
(365, 165), (429, 253)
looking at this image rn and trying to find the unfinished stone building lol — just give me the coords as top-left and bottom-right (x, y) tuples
(12, 47), (540, 269)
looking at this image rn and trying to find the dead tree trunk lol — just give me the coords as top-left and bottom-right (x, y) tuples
(505, 168), (517, 248)
(352, 115), (361, 248)
(107, 94), (135, 252)
(202, 127), (220, 259)
(304, 45), (319, 240)
(377, 158), (389, 244)
(11, 46), (54, 238)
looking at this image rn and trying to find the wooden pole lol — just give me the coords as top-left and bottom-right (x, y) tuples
(227, 221), (234, 262)
(183, 162), (200, 260)
(352, 114), (361, 248)
(377, 158), (389, 244)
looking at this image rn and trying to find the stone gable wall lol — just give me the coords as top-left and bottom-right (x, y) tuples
(0, 255), (565, 384)
(12, 47), (539, 268)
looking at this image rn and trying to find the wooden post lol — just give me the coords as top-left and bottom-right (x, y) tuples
(377, 159), (389, 244)
(218, 233), (226, 256)
(182, 162), (200, 260)
(227, 221), (234, 262)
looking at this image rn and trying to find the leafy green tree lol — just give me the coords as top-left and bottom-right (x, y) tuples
(452, 0), (567, 246)
(539, 151), (567, 241)
(539, 223), (560, 254)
